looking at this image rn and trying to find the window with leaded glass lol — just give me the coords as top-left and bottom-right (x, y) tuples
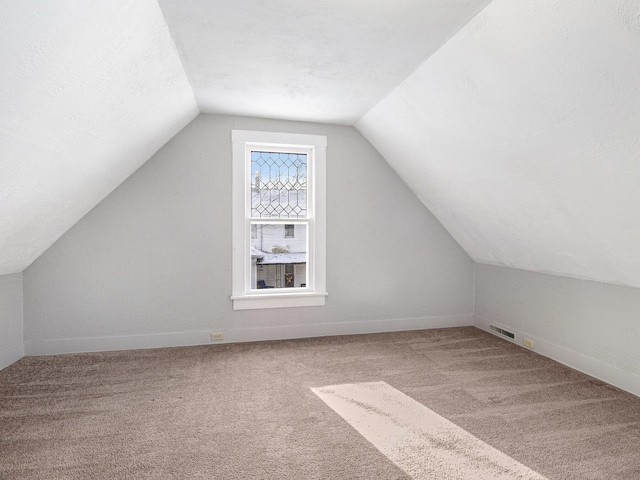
(231, 130), (327, 310)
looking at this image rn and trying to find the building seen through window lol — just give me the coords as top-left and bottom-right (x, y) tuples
(231, 129), (326, 310)
(250, 152), (307, 289)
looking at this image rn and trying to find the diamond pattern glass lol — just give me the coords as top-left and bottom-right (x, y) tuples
(251, 151), (307, 218)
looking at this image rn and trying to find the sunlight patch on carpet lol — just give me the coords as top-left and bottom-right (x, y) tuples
(312, 381), (547, 480)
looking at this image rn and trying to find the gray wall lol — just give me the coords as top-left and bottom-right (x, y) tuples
(0, 273), (24, 369)
(23, 114), (474, 354)
(475, 264), (640, 396)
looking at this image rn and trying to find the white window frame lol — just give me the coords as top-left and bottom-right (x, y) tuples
(231, 130), (327, 310)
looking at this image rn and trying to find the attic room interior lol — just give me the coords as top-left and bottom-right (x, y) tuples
(1, 0), (640, 478)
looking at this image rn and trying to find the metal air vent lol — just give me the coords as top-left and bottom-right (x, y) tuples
(489, 324), (515, 340)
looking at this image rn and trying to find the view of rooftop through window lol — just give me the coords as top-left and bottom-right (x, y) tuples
(250, 151), (308, 290)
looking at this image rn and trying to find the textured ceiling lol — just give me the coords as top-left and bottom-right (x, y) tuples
(357, 0), (640, 287)
(3, 0), (639, 289)
(1, 0), (490, 276)
(157, 0), (492, 124)
(0, 0), (198, 274)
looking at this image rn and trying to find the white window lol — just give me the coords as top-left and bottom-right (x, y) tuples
(231, 130), (327, 310)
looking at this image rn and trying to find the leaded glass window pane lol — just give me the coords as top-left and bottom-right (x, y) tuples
(251, 151), (307, 218)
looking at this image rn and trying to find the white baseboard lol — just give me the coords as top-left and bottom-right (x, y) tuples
(0, 342), (24, 370)
(24, 331), (213, 356)
(230, 314), (473, 343)
(474, 314), (640, 398)
(24, 314), (474, 356)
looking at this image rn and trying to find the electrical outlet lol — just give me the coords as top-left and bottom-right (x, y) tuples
(211, 332), (224, 341)
(523, 338), (534, 349)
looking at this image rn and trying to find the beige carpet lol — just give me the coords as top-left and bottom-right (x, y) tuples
(1, 327), (639, 479)
(313, 381), (547, 479)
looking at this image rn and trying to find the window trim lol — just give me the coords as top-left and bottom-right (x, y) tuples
(231, 130), (327, 310)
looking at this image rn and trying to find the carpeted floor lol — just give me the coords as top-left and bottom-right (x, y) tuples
(1, 327), (639, 479)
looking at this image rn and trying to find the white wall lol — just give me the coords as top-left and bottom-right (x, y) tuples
(474, 264), (640, 397)
(0, 273), (24, 369)
(23, 114), (474, 354)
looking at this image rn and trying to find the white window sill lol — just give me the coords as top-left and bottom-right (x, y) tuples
(231, 292), (328, 310)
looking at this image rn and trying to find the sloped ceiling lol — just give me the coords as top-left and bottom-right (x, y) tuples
(3, 0), (639, 289)
(1, 0), (490, 276)
(358, 0), (640, 287)
(0, 0), (198, 275)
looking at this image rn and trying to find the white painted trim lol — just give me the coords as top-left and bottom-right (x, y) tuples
(23, 314), (473, 356)
(474, 314), (640, 398)
(232, 130), (328, 148)
(231, 291), (328, 310)
(231, 129), (327, 310)
(0, 342), (24, 370)
(230, 314), (473, 343)
(25, 331), (215, 356)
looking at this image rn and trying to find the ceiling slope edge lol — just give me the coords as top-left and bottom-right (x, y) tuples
(158, 0), (494, 125)
(356, 0), (640, 288)
(0, 0), (199, 275)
